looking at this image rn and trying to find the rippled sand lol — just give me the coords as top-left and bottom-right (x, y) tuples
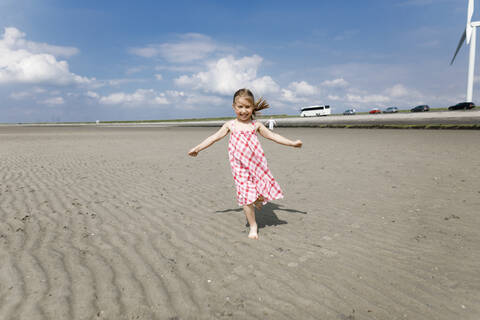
(0, 126), (479, 320)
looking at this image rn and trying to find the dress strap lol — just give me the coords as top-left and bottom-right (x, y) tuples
(230, 119), (257, 133)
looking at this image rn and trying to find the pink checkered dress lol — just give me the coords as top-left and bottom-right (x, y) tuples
(228, 120), (284, 206)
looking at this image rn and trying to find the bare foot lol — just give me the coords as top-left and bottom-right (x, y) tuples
(248, 224), (259, 240)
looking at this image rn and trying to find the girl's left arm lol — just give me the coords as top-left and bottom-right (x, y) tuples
(257, 122), (302, 148)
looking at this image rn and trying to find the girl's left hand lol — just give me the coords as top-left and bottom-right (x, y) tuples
(188, 147), (199, 157)
(292, 140), (303, 148)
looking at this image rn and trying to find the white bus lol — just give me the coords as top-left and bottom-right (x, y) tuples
(300, 105), (331, 117)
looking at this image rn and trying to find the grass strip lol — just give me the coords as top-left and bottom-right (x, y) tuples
(309, 124), (480, 130)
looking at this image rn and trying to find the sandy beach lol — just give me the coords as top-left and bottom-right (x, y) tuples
(0, 126), (479, 320)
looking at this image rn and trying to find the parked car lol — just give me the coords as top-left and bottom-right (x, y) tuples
(343, 108), (356, 115)
(369, 108), (381, 114)
(448, 102), (475, 110)
(383, 107), (398, 113)
(411, 105), (430, 112)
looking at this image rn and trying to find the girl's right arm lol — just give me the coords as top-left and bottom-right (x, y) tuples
(188, 122), (230, 157)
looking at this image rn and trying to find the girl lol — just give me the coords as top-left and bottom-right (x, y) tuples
(188, 88), (302, 240)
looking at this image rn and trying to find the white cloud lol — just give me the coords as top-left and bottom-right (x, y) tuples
(87, 78), (147, 89)
(2, 27), (79, 57)
(288, 81), (317, 95)
(279, 81), (317, 103)
(320, 78), (349, 88)
(280, 89), (299, 103)
(155, 73), (163, 80)
(346, 93), (390, 104)
(385, 84), (409, 98)
(165, 90), (185, 97)
(174, 55), (280, 95)
(155, 64), (203, 73)
(99, 89), (169, 107)
(327, 95), (341, 101)
(40, 97), (65, 105)
(10, 91), (31, 100)
(129, 47), (158, 58)
(108, 78), (146, 86)
(184, 94), (224, 106)
(322, 63), (409, 89)
(10, 87), (59, 100)
(96, 88), (227, 111)
(0, 27), (91, 85)
(126, 66), (144, 74)
(315, 62), (456, 110)
(129, 33), (219, 63)
(251, 76), (279, 95)
(163, 90), (225, 110)
(33, 87), (47, 94)
(175, 75), (194, 86)
(384, 83), (425, 104)
(397, 0), (434, 6)
(86, 91), (99, 99)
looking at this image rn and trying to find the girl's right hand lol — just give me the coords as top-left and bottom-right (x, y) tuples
(188, 147), (199, 157)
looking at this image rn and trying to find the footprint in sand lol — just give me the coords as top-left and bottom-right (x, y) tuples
(319, 248), (338, 257)
(223, 265), (249, 283)
(299, 251), (315, 262)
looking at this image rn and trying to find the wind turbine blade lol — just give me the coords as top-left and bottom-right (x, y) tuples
(451, 29), (467, 65)
(467, 0), (474, 43)
(468, 0), (474, 24)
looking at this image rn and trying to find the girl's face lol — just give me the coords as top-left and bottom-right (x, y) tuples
(232, 96), (254, 122)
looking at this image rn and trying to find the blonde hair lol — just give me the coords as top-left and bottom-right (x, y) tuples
(233, 88), (270, 118)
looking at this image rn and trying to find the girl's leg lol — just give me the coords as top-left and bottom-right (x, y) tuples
(243, 204), (258, 239)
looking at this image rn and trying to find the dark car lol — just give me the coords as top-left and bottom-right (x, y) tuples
(448, 102), (475, 110)
(411, 105), (430, 112)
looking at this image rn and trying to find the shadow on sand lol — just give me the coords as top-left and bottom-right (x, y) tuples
(215, 202), (307, 229)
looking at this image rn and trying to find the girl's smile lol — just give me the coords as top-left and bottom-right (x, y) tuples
(232, 97), (254, 122)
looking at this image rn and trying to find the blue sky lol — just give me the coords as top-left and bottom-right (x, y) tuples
(0, 0), (473, 122)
